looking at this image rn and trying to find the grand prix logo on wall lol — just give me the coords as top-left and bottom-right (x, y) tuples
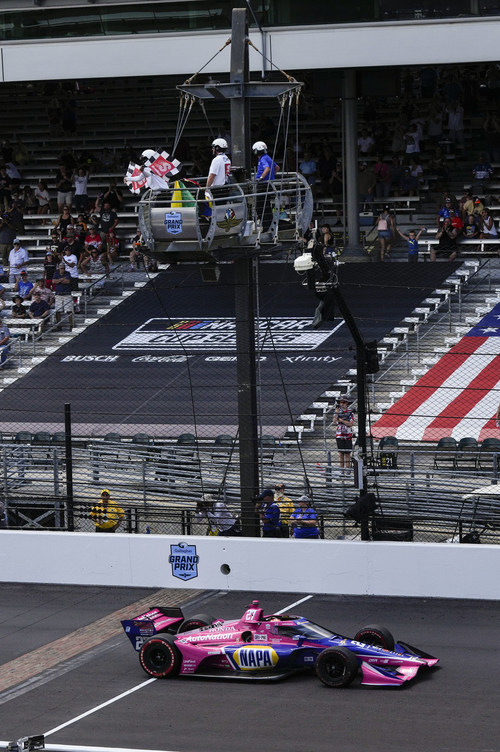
(169, 542), (199, 581)
(113, 317), (341, 352)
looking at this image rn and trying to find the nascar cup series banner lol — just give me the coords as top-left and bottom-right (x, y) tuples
(0, 264), (458, 436)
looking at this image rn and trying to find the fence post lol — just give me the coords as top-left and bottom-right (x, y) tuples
(53, 448), (60, 498)
(325, 451), (333, 488)
(64, 403), (74, 532)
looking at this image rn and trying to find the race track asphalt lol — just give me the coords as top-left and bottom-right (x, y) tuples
(0, 584), (498, 752)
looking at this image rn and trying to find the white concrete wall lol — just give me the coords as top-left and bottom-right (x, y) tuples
(1, 17), (499, 82)
(1, 531), (498, 600)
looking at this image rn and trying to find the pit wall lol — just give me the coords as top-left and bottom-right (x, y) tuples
(1, 531), (498, 600)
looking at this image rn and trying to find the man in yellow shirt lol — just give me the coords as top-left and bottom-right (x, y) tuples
(90, 489), (125, 533)
(274, 484), (294, 538)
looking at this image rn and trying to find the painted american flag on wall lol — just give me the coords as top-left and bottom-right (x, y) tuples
(371, 302), (500, 442)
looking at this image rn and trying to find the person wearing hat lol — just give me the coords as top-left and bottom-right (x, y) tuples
(333, 398), (355, 478)
(8, 238), (28, 283)
(13, 269), (33, 300)
(29, 290), (51, 329)
(274, 483), (294, 538)
(289, 495), (319, 539)
(89, 489), (125, 533)
(195, 492), (240, 536)
(255, 488), (281, 538)
(436, 196), (457, 227)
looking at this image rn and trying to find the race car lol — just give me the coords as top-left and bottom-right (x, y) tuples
(122, 600), (438, 688)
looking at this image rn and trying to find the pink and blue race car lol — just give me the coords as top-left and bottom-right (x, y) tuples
(122, 600), (438, 688)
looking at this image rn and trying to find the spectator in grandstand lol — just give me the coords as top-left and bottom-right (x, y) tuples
(299, 152), (317, 190)
(73, 168), (89, 213)
(63, 245), (79, 294)
(74, 214), (87, 241)
(35, 181), (51, 218)
(396, 226), (425, 263)
(12, 140), (29, 167)
(8, 239), (28, 283)
(333, 398), (355, 477)
(14, 271), (33, 301)
(328, 160), (343, 226)
(54, 205), (75, 240)
(104, 229), (120, 263)
(448, 208), (464, 235)
(0, 166), (13, 212)
(79, 247), (109, 279)
(255, 489), (281, 538)
(274, 484), (294, 538)
(29, 291), (51, 329)
(289, 496), (319, 540)
(463, 215), (480, 245)
(54, 164), (73, 213)
(99, 201), (119, 236)
(21, 185), (37, 215)
(472, 154), (493, 196)
(430, 217), (458, 262)
(102, 183), (123, 211)
(31, 277), (54, 305)
(11, 295), (27, 318)
(374, 155), (390, 200)
(399, 167), (418, 196)
(52, 262), (73, 330)
(357, 128), (375, 156)
(195, 493), (240, 536)
(358, 161), (375, 211)
(376, 205), (395, 262)
(426, 102), (444, 144)
(479, 209), (498, 240)
(84, 226), (103, 254)
(389, 156), (404, 197)
(7, 200), (24, 235)
(44, 251), (57, 288)
(0, 211), (16, 266)
(317, 146), (337, 198)
(403, 122), (421, 154)
(446, 101), (464, 149)
(129, 227), (144, 271)
(89, 489), (125, 533)
(63, 226), (83, 258)
(0, 320), (10, 368)
(436, 196), (457, 227)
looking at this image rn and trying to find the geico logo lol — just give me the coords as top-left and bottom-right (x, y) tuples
(233, 647), (278, 670)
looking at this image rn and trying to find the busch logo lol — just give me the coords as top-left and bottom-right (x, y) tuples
(164, 211), (183, 235)
(169, 542), (199, 580)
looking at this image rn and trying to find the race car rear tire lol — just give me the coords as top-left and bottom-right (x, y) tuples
(315, 647), (359, 688)
(139, 634), (181, 678)
(354, 624), (395, 651)
(177, 613), (215, 633)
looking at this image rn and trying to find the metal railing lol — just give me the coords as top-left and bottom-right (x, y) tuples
(1, 440), (499, 543)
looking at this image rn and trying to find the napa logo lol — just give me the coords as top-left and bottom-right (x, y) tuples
(230, 646), (278, 671)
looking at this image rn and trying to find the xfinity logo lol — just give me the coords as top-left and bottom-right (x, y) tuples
(113, 318), (344, 352)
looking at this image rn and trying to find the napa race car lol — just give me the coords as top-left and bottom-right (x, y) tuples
(121, 600), (438, 688)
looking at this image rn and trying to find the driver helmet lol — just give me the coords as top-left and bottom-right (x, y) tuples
(140, 148), (156, 163)
(252, 141), (267, 154)
(211, 138), (228, 151)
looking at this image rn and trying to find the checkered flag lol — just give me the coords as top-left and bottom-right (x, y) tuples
(144, 150), (181, 179)
(124, 162), (147, 194)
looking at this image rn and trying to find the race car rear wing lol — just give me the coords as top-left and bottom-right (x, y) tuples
(121, 606), (185, 650)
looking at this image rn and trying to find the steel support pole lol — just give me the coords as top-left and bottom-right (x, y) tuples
(64, 402), (74, 531)
(343, 70), (361, 253)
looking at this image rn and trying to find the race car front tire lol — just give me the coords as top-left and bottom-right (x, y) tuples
(177, 613), (215, 633)
(315, 647), (359, 688)
(353, 624), (395, 651)
(139, 634), (181, 678)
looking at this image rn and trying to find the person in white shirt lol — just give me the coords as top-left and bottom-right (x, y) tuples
(195, 493), (240, 536)
(73, 168), (89, 213)
(8, 239), (28, 283)
(206, 138), (231, 188)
